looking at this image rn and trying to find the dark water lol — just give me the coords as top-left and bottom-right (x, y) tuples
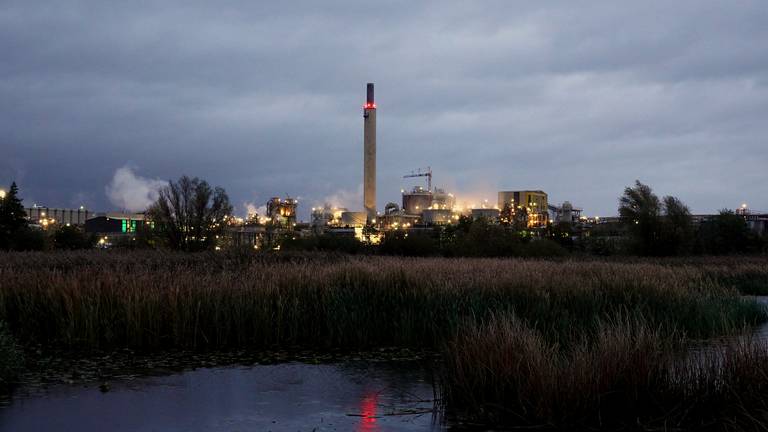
(0, 361), (442, 432)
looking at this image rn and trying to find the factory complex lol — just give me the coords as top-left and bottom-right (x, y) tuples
(12, 83), (767, 249)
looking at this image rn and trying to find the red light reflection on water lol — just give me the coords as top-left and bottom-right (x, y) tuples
(357, 392), (380, 432)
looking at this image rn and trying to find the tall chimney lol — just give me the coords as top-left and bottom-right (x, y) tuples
(363, 83), (376, 223)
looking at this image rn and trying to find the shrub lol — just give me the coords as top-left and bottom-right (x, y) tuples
(53, 225), (95, 250)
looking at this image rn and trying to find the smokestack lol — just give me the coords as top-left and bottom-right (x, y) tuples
(363, 83), (376, 223)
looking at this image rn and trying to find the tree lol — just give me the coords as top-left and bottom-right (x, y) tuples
(148, 176), (232, 251)
(0, 182), (30, 250)
(695, 209), (756, 255)
(513, 206), (529, 232)
(53, 225), (95, 250)
(619, 181), (693, 256)
(660, 195), (694, 255)
(619, 180), (662, 255)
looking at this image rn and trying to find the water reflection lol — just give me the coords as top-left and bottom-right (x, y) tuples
(359, 393), (379, 431)
(0, 361), (442, 432)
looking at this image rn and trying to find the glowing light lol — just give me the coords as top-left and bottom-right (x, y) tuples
(0, 189), (5, 199)
(742, 203), (748, 209)
(363, 103), (377, 109)
(357, 393), (378, 431)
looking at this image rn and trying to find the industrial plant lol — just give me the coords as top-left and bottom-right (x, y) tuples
(7, 82), (766, 249)
(302, 83), (584, 241)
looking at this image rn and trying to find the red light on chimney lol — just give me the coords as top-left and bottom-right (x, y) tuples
(363, 103), (376, 109)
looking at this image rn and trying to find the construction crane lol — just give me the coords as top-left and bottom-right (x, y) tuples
(403, 167), (432, 191)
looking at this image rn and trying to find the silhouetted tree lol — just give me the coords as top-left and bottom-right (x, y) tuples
(0, 182), (28, 249)
(53, 225), (95, 250)
(660, 195), (694, 255)
(619, 181), (663, 255)
(619, 181), (694, 256)
(512, 206), (529, 232)
(695, 209), (757, 254)
(148, 176), (232, 251)
(379, 230), (437, 256)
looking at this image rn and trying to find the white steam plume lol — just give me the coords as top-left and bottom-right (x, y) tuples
(105, 165), (166, 212)
(316, 185), (363, 210)
(243, 202), (268, 223)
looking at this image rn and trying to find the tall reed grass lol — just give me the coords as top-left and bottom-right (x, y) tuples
(0, 251), (764, 350)
(441, 314), (768, 430)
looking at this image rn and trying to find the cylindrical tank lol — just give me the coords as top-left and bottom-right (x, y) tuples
(421, 209), (454, 225)
(402, 187), (432, 215)
(431, 189), (455, 210)
(384, 202), (400, 215)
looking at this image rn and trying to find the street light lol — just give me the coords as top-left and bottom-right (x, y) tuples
(0, 189), (5, 199)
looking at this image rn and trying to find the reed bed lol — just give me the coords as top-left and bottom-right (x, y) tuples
(0, 251), (764, 350)
(442, 315), (768, 430)
(1, 251), (767, 429)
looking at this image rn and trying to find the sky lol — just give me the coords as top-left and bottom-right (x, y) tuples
(1, 1), (767, 218)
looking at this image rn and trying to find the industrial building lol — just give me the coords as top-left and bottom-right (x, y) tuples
(471, 208), (501, 221)
(26, 205), (92, 227)
(311, 205), (347, 230)
(379, 203), (420, 229)
(498, 190), (549, 228)
(421, 208), (455, 225)
(401, 186), (433, 216)
(84, 212), (150, 246)
(226, 225), (266, 249)
(738, 205), (768, 236)
(398, 167), (461, 224)
(549, 201), (583, 225)
(266, 197), (297, 227)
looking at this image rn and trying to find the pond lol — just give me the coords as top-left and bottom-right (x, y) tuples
(0, 360), (443, 431)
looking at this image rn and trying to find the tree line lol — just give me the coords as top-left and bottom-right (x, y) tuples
(1, 177), (764, 256)
(618, 180), (764, 256)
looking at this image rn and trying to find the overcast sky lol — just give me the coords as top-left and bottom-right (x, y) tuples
(2, 1), (767, 218)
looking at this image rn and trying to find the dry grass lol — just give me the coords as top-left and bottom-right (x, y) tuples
(442, 314), (768, 430)
(0, 251), (764, 351)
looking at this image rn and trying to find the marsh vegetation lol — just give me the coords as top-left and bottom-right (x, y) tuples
(1, 251), (767, 429)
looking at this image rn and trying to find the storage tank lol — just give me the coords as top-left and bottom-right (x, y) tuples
(384, 202), (400, 215)
(402, 186), (432, 215)
(421, 209), (455, 225)
(431, 189), (455, 210)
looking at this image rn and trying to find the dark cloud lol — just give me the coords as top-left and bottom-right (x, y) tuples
(1, 0), (767, 217)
